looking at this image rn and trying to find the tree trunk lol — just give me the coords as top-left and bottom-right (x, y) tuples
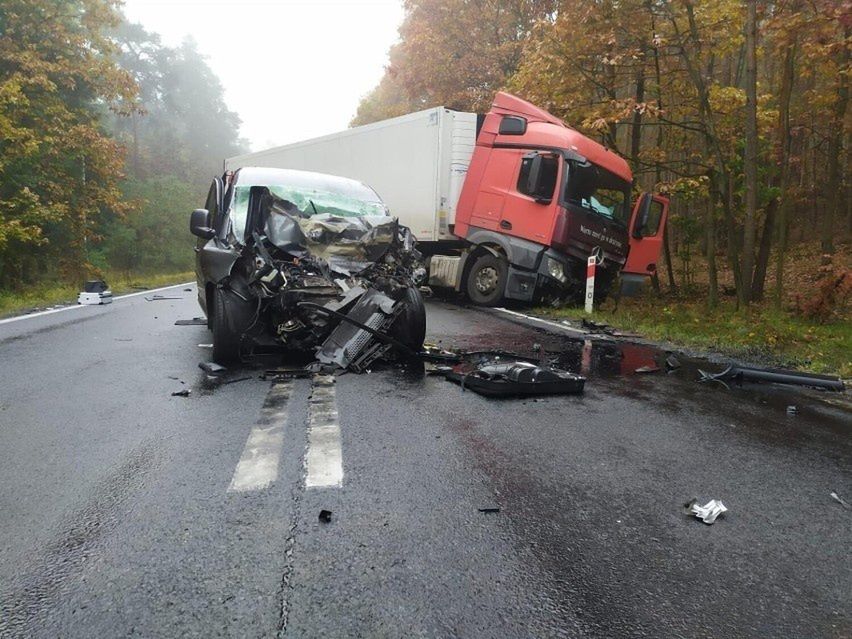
(821, 23), (850, 257)
(705, 195), (719, 308)
(741, 0), (759, 304)
(751, 197), (776, 300)
(773, 39), (796, 308)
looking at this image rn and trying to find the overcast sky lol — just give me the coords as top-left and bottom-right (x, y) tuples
(122, 0), (404, 152)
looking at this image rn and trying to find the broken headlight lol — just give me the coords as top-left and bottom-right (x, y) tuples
(546, 256), (567, 283)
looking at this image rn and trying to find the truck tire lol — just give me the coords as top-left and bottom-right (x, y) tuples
(391, 286), (427, 352)
(466, 253), (507, 306)
(212, 288), (242, 365)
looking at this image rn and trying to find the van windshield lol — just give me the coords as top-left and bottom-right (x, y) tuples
(228, 172), (387, 242)
(562, 160), (630, 225)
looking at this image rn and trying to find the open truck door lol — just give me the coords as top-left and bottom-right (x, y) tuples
(623, 193), (669, 277)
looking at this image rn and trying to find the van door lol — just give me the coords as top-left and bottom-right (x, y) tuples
(623, 193), (669, 276)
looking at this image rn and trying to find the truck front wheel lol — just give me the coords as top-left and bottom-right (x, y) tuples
(466, 253), (507, 306)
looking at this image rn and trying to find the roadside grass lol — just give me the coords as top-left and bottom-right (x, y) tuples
(0, 271), (195, 319)
(535, 295), (851, 378)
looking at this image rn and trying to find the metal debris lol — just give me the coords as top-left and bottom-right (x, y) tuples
(665, 355), (682, 370)
(478, 507), (501, 513)
(698, 365), (844, 391)
(318, 509), (333, 523)
(685, 498), (727, 524)
(171, 389), (191, 397)
(175, 318), (207, 326)
(263, 368), (313, 381)
(145, 294), (182, 301)
(786, 405), (799, 415)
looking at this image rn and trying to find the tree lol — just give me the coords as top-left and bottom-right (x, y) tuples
(0, 0), (136, 286)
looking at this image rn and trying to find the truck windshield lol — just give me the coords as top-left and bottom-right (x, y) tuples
(563, 160), (630, 224)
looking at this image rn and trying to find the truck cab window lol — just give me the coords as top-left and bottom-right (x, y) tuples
(563, 160), (630, 224)
(517, 154), (558, 200)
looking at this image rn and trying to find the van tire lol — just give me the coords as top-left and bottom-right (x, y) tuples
(466, 253), (507, 306)
(212, 288), (242, 365)
(391, 286), (427, 352)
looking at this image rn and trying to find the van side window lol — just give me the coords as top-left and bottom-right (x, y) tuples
(517, 155), (558, 200)
(204, 181), (219, 227)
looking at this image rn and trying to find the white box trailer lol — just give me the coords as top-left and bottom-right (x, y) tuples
(225, 108), (478, 244)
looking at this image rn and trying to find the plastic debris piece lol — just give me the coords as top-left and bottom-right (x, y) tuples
(830, 491), (849, 509)
(786, 405), (799, 415)
(198, 343), (213, 349)
(319, 509), (332, 523)
(635, 365), (661, 374)
(175, 318), (207, 326)
(478, 507), (500, 513)
(665, 355), (682, 370)
(686, 498), (727, 524)
(199, 361), (227, 375)
(443, 361), (585, 397)
(171, 389), (191, 397)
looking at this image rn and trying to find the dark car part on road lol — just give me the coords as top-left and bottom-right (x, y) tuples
(175, 318), (208, 326)
(318, 509), (333, 523)
(171, 389), (191, 397)
(442, 361), (585, 397)
(192, 170), (427, 371)
(146, 294), (182, 301)
(199, 362), (227, 376)
(698, 365), (845, 391)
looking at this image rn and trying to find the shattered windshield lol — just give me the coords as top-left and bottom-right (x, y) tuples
(229, 172), (387, 242)
(563, 160), (630, 225)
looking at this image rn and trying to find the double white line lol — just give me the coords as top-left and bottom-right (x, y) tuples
(227, 375), (343, 493)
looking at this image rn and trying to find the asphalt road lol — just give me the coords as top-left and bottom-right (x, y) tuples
(0, 284), (849, 638)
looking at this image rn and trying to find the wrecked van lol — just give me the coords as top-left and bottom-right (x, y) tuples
(190, 167), (427, 368)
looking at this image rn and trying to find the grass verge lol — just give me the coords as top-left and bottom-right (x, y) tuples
(0, 271), (194, 319)
(534, 296), (851, 378)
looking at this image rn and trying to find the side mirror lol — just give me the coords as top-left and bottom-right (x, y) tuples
(632, 194), (652, 239)
(190, 208), (215, 239)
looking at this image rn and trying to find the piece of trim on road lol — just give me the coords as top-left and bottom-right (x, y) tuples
(493, 307), (588, 336)
(305, 375), (343, 489)
(0, 282), (195, 326)
(228, 381), (292, 492)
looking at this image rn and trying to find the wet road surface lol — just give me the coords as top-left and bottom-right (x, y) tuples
(0, 284), (849, 638)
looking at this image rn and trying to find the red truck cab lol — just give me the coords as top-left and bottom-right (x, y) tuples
(453, 92), (668, 304)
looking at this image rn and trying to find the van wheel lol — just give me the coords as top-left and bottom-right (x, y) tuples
(391, 287), (427, 352)
(212, 288), (242, 365)
(466, 253), (507, 306)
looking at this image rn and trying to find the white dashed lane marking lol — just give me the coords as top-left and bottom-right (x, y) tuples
(227, 381), (292, 493)
(305, 375), (343, 489)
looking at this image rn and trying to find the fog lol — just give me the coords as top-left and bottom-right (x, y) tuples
(122, 0), (404, 152)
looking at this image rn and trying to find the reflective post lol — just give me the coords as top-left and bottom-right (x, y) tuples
(585, 255), (597, 314)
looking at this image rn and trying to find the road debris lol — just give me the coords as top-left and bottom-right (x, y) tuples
(665, 355), (681, 370)
(786, 405), (799, 415)
(698, 365), (844, 391)
(830, 491), (849, 509)
(442, 360), (585, 397)
(78, 280), (113, 305)
(318, 509), (333, 523)
(685, 498), (728, 524)
(198, 343), (213, 349)
(262, 368), (313, 381)
(145, 294), (182, 301)
(478, 507), (501, 513)
(175, 318), (207, 326)
(635, 365), (661, 374)
(171, 389), (191, 397)
(199, 362), (227, 375)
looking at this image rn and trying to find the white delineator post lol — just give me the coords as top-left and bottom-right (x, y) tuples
(585, 255), (597, 314)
